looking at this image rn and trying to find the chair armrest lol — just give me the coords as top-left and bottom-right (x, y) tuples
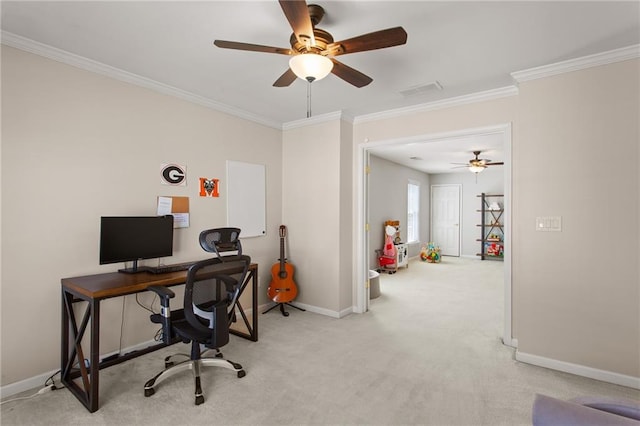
(147, 285), (176, 345)
(147, 285), (175, 301)
(210, 299), (231, 348)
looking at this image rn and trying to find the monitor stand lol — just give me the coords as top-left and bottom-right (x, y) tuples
(118, 260), (147, 274)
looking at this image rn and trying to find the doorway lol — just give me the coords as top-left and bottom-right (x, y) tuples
(355, 123), (515, 347)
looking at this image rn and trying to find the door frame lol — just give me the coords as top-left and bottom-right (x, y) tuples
(363, 149), (371, 312)
(354, 123), (515, 347)
(430, 184), (462, 257)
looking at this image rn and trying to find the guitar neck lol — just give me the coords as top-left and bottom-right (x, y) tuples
(279, 236), (286, 271)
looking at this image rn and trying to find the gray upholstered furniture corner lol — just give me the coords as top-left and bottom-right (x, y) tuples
(533, 394), (640, 425)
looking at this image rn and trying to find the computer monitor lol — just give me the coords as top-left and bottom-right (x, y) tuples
(99, 215), (174, 273)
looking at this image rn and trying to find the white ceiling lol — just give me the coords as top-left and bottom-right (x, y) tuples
(367, 131), (505, 174)
(2, 1), (638, 173)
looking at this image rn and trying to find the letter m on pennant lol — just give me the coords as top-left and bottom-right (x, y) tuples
(199, 178), (220, 197)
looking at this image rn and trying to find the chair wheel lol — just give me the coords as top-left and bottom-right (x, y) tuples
(195, 395), (204, 405)
(144, 387), (155, 397)
(237, 370), (246, 378)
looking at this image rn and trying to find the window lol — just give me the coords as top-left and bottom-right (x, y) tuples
(407, 181), (420, 243)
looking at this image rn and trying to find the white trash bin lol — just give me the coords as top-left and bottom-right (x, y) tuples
(369, 270), (380, 299)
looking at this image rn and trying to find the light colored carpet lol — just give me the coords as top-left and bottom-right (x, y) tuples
(2, 257), (638, 425)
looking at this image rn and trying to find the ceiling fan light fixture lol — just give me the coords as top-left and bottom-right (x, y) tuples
(469, 165), (486, 174)
(289, 53), (333, 83)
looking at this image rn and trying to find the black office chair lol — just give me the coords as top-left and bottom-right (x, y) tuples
(144, 228), (250, 405)
(199, 227), (242, 257)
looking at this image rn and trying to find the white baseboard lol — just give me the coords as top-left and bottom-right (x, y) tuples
(1, 369), (59, 399)
(516, 350), (640, 390)
(502, 337), (518, 348)
(0, 338), (159, 399)
(338, 306), (354, 318)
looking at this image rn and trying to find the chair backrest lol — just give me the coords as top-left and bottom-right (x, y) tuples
(199, 228), (242, 258)
(182, 254), (251, 347)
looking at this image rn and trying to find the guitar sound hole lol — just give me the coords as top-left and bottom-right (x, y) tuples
(279, 272), (287, 279)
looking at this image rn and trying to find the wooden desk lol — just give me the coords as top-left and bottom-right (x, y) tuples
(61, 262), (257, 413)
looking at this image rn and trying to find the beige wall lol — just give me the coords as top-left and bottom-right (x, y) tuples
(339, 121), (354, 312)
(368, 155), (431, 265)
(1, 46), (283, 385)
(2, 43), (638, 389)
(355, 60), (640, 379)
(282, 119), (350, 315)
(354, 96), (517, 145)
(514, 60), (639, 376)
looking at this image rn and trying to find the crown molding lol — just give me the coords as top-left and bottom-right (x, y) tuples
(352, 86), (519, 124)
(1, 31), (282, 130)
(511, 44), (640, 83)
(5, 30), (637, 131)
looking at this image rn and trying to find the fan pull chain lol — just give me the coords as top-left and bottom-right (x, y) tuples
(306, 81), (312, 118)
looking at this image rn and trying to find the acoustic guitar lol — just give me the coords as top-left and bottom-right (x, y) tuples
(267, 225), (298, 303)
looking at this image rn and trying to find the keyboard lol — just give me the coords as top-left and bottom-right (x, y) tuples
(146, 262), (194, 274)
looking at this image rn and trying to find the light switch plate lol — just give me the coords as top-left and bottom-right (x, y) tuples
(536, 216), (562, 232)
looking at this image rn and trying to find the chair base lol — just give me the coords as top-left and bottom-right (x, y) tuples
(144, 354), (245, 405)
(163, 347), (223, 368)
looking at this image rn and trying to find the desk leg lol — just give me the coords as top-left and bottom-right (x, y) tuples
(89, 298), (100, 412)
(61, 289), (70, 389)
(61, 289), (100, 412)
(251, 269), (258, 340)
(229, 268), (258, 342)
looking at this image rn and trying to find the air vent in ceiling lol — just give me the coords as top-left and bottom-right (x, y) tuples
(400, 81), (443, 97)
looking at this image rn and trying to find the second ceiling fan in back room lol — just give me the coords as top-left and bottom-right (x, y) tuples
(452, 151), (504, 174)
(213, 0), (408, 88)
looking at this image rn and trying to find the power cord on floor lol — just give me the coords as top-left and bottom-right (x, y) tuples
(44, 369), (64, 391)
(0, 386), (52, 405)
(1, 370), (63, 405)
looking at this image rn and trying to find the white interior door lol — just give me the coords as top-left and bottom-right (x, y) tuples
(431, 184), (461, 256)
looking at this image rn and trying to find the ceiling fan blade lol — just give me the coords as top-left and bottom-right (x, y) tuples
(279, 0), (315, 46)
(214, 40), (293, 55)
(486, 162), (504, 166)
(330, 59), (373, 88)
(327, 27), (407, 56)
(273, 68), (297, 87)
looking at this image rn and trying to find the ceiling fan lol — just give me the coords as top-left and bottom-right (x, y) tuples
(452, 151), (504, 173)
(213, 0), (408, 88)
